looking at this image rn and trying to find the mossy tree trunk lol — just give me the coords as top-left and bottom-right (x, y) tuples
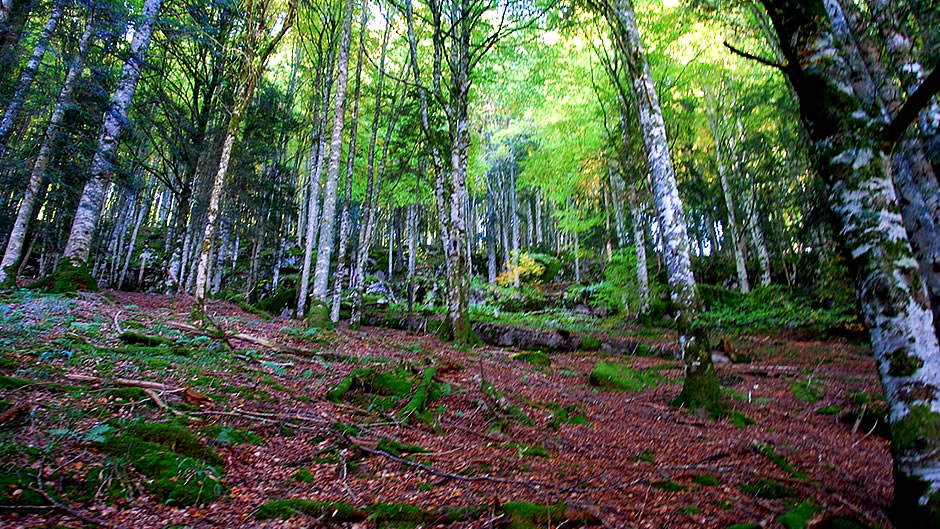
(760, 1), (940, 524)
(604, 0), (721, 412)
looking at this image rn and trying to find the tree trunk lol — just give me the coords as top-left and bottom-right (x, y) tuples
(0, 0), (63, 152)
(0, 19), (93, 284)
(118, 186), (151, 289)
(330, 6), (366, 324)
(311, 0), (355, 311)
(706, 87), (749, 293)
(608, 0), (720, 411)
(761, 1), (940, 523)
(510, 149), (520, 288)
(61, 0), (162, 266)
(627, 180), (650, 313)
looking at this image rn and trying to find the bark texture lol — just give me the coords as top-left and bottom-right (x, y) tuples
(760, 1), (940, 523)
(62, 0), (163, 265)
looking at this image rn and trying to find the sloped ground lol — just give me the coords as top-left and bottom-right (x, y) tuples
(0, 290), (890, 528)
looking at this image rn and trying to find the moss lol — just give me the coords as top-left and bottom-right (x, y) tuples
(888, 349), (925, 377)
(0, 375), (30, 388)
(727, 524), (760, 529)
(511, 351), (550, 366)
(255, 499), (365, 521)
(589, 361), (667, 392)
(0, 355), (18, 369)
(105, 387), (147, 402)
(444, 505), (486, 522)
(672, 362), (727, 417)
(777, 501), (822, 529)
(332, 421), (361, 437)
(502, 502), (567, 529)
(28, 258), (98, 293)
(816, 404), (842, 415)
(291, 468), (314, 483)
(367, 503), (426, 527)
(651, 479), (685, 492)
(505, 442), (550, 458)
(237, 300), (273, 321)
(791, 377), (826, 402)
(818, 516), (878, 529)
(739, 478), (794, 499)
(580, 336), (601, 351)
(305, 301), (333, 329)
(376, 438), (429, 457)
(633, 449), (655, 463)
(396, 367), (441, 424)
(728, 411), (755, 428)
(634, 342), (652, 356)
(692, 473), (720, 486)
(202, 425), (263, 446)
(892, 404), (940, 452)
(546, 402), (589, 429)
(101, 422), (224, 506)
(752, 441), (807, 479)
(0, 468), (48, 508)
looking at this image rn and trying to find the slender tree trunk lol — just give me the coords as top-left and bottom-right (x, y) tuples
(0, 1), (63, 152)
(510, 150), (520, 287)
(0, 19), (93, 284)
(706, 88), (749, 293)
(743, 175), (771, 286)
(608, 0), (720, 410)
(118, 187), (151, 289)
(61, 0), (163, 266)
(486, 171), (497, 283)
(761, 1), (940, 523)
(627, 180), (650, 313)
(311, 0), (355, 312)
(329, 6), (366, 324)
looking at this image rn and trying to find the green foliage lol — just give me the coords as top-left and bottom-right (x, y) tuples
(376, 438), (429, 457)
(695, 285), (857, 333)
(291, 468), (314, 483)
(505, 442), (550, 458)
(651, 480), (686, 492)
(546, 402), (589, 429)
(752, 441), (807, 478)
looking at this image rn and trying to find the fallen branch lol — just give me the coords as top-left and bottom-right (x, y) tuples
(165, 321), (349, 360)
(142, 388), (182, 416)
(65, 374), (178, 392)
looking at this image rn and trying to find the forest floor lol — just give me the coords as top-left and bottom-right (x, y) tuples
(0, 289), (890, 529)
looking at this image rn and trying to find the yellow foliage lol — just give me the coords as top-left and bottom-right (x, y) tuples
(496, 252), (545, 287)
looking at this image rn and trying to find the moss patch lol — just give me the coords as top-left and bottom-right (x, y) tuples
(777, 501), (822, 529)
(580, 336), (600, 351)
(376, 438), (429, 457)
(202, 425), (263, 446)
(505, 442), (550, 458)
(752, 441), (807, 479)
(546, 402), (589, 429)
(791, 377), (826, 402)
(739, 478), (794, 500)
(28, 259), (98, 293)
(101, 422), (223, 506)
(692, 473), (720, 486)
(511, 351), (550, 367)
(502, 502), (567, 529)
(255, 499), (365, 521)
(589, 361), (668, 392)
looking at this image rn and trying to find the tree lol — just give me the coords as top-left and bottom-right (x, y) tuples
(60, 0), (164, 267)
(758, 0), (940, 523)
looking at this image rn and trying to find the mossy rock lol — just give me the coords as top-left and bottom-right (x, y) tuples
(28, 258), (98, 293)
(101, 422), (223, 506)
(511, 351), (551, 367)
(580, 336), (601, 351)
(305, 301), (333, 329)
(588, 361), (666, 392)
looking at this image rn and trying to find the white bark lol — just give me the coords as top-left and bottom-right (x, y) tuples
(62, 0), (163, 264)
(0, 19), (93, 283)
(311, 0), (354, 302)
(627, 180), (650, 313)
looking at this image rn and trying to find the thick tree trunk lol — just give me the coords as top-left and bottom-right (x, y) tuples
(61, 0), (162, 265)
(0, 19), (93, 284)
(311, 0), (354, 309)
(609, 0), (720, 411)
(0, 1), (63, 151)
(761, 1), (940, 523)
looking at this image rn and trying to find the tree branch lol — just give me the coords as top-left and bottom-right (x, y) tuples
(723, 41), (787, 71)
(885, 66), (940, 146)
